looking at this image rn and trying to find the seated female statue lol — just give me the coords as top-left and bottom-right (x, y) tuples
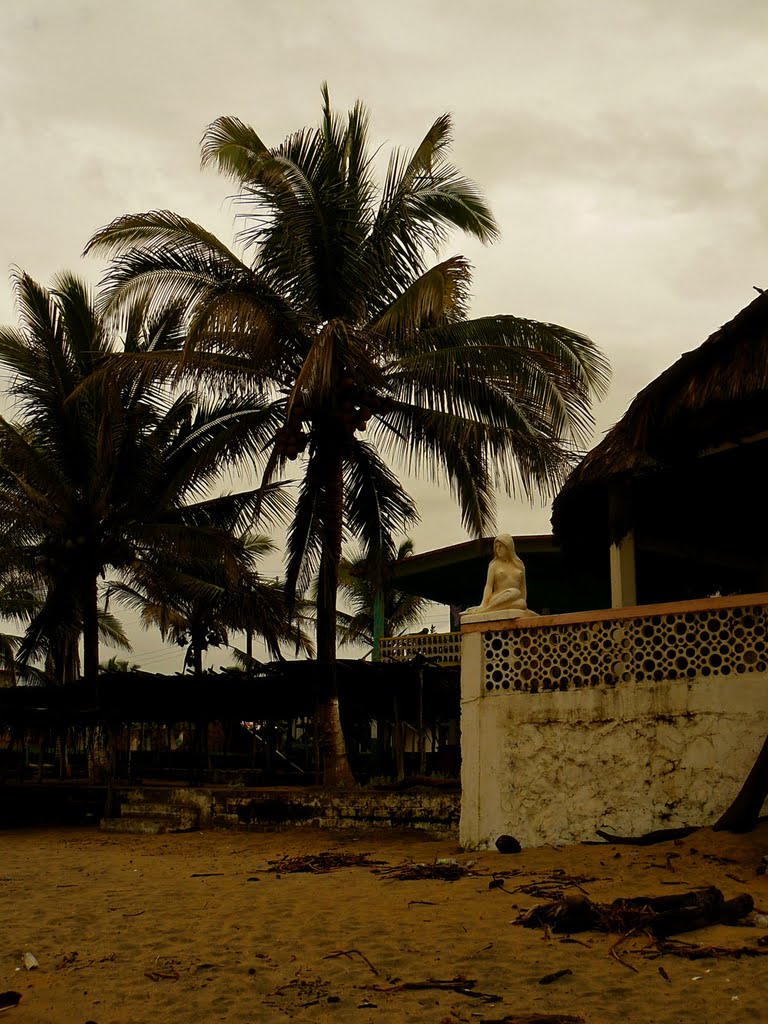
(465, 534), (536, 615)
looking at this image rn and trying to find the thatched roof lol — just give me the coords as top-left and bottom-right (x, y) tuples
(552, 289), (768, 548)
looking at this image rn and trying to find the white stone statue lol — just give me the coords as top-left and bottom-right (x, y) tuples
(463, 534), (539, 621)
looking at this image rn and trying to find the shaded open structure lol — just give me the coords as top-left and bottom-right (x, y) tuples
(0, 660), (459, 787)
(552, 288), (768, 607)
(458, 289), (768, 847)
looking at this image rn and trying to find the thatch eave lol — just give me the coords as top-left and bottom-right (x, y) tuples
(553, 289), (768, 546)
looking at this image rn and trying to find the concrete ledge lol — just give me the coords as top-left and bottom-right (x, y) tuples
(211, 786), (459, 835)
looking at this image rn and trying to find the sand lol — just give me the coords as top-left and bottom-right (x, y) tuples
(1, 822), (767, 1023)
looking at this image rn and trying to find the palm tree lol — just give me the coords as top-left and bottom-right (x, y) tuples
(0, 573), (44, 685)
(86, 86), (610, 783)
(0, 272), (290, 688)
(333, 539), (428, 654)
(109, 534), (313, 674)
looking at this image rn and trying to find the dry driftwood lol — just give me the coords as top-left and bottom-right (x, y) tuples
(322, 949), (379, 975)
(595, 826), (698, 846)
(649, 938), (768, 960)
(267, 852), (380, 874)
(522, 887), (754, 937)
(481, 1015), (585, 1024)
(381, 860), (469, 881)
(492, 872), (598, 901)
(374, 977), (501, 1002)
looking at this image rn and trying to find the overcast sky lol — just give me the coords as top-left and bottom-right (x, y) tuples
(1, 0), (766, 667)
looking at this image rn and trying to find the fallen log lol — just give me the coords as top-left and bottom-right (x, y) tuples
(522, 887), (754, 937)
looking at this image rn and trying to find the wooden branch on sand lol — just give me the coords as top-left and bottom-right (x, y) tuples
(595, 826), (698, 846)
(521, 887), (754, 937)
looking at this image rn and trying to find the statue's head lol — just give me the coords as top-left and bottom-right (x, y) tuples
(494, 533), (516, 560)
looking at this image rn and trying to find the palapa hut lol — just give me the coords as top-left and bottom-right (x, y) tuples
(552, 288), (768, 608)
(459, 290), (768, 848)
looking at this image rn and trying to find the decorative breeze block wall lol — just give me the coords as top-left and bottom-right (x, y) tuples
(482, 603), (768, 694)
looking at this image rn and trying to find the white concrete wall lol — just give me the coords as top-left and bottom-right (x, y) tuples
(460, 603), (768, 849)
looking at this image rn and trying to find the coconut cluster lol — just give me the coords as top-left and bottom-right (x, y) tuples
(274, 377), (387, 460)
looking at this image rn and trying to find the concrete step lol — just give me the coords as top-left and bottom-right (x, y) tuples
(100, 797), (200, 834)
(119, 802), (198, 829)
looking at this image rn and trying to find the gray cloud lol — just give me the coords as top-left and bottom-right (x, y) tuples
(1, 0), (765, 657)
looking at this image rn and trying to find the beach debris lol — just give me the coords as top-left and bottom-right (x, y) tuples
(702, 852), (739, 866)
(521, 886), (755, 937)
(490, 872), (598, 901)
(595, 826), (698, 846)
(56, 953), (115, 972)
(538, 968), (572, 985)
(373, 977), (500, 1002)
(190, 872), (224, 878)
(608, 932), (640, 973)
(267, 851), (380, 874)
(323, 949), (379, 976)
(480, 1016), (585, 1024)
(646, 938), (768, 960)
(144, 968), (180, 982)
(495, 835), (522, 854)
(21, 953), (38, 971)
(0, 991), (21, 1012)
(271, 971), (331, 1007)
(145, 956), (181, 982)
(658, 965), (671, 982)
(381, 860), (470, 881)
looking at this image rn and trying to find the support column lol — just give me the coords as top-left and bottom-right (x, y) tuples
(608, 481), (637, 609)
(610, 531), (637, 608)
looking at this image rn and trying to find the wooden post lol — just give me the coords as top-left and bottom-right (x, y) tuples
(610, 531), (637, 608)
(417, 667), (426, 775)
(609, 483), (637, 608)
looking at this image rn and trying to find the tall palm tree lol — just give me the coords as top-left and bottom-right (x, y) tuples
(86, 86), (610, 783)
(0, 271), (290, 687)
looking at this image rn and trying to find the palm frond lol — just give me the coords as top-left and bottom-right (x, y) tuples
(200, 116), (270, 180)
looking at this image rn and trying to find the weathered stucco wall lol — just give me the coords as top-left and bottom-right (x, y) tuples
(460, 596), (768, 849)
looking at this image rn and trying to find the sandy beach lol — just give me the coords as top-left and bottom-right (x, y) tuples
(1, 822), (767, 1023)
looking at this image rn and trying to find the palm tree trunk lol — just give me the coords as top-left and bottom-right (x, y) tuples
(713, 731), (768, 832)
(82, 574), (100, 693)
(191, 640), (210, 780)
(315, 452), (356, 787)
